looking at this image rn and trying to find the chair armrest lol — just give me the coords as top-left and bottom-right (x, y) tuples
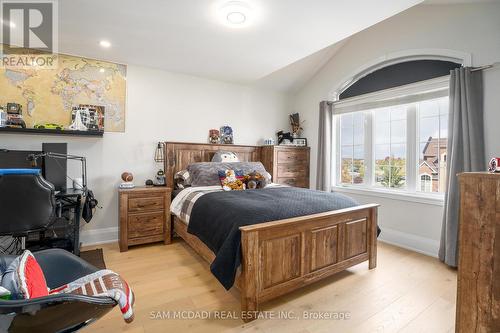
(33, 249), (99, 289)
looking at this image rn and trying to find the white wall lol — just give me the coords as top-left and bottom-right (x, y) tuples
(293, 2), (500, 256)
(0, 65), (290, 244)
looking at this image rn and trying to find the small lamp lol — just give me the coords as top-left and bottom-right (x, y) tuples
(154, 142), (165, 163)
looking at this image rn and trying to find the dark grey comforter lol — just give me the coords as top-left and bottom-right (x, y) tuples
(187, 187), (361, 289)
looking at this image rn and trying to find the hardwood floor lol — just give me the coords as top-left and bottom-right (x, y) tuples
(83, 240), (457, 333)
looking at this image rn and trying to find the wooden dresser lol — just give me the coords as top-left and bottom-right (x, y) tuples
(119, 186), (172, 252)
(456, 172), (500, 332)
(261, 145), (310, 188)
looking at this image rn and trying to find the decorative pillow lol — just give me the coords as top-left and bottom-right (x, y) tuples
(1, 250), (48, 300)
(188, 162), (270, 187)
(218, 169), (245, 191)
(174, 169), (191, 189)
(211, 151), (240, 163)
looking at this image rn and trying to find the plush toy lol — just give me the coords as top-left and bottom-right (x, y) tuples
(277, 130), (294, 145)
(212, 151), (239, 162)
(244, 171), (267, 189)
(219, 169), (245, 191)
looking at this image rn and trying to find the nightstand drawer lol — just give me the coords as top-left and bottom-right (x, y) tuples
(277, 150), (308, 164)
(277, 177), (308, 188)
(277, 164), (308, 178)
(128, 212), (164, 238)
(128, 196), (164, 212)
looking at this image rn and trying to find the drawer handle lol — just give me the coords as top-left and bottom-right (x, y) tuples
(137, 202), (156, 208)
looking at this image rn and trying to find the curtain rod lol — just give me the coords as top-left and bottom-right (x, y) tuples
(471, 62), (499, 72)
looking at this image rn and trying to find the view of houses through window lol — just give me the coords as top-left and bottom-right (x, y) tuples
(338, 96), (448, 194)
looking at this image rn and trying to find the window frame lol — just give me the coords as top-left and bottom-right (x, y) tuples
(332, 76), (449, 204)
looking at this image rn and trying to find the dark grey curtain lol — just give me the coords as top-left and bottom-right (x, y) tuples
(316, 101), (333, 191)
(439, 67), (485, 267)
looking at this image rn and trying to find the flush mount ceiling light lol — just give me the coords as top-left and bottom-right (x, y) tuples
(99, 40), (111, 48)
(217, 1), (253, 28)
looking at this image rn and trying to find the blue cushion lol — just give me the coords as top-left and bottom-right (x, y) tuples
(0, 169), (41, 175)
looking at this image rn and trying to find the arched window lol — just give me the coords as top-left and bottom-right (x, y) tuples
(420, 174), (432, 192)
(334, 58), (456, 194)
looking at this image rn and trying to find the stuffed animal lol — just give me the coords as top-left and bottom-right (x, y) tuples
(219, 169), (245, 191)
(212, 151), (239, 162)
(277, 130), (294, 145)
(244, 171), (267, 189)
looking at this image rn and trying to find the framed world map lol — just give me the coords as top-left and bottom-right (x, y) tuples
(0, 51), (126, 132)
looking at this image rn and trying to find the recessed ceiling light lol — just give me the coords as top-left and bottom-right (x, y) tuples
(217, 1), (253, 28)
(99, 40), (111, 48)
(227, 11), (246, 24)
(99, 68), (105, 73)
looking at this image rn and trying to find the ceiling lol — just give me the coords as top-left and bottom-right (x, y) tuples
(0, 1), (425, 90)
(55, 0), (424, 87)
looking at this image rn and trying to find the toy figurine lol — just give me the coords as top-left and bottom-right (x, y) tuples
(220, 125), (234, 144)
(209, 129), (220, 144)
(277, 130), (294, 145)
(6, 103), (26, 129)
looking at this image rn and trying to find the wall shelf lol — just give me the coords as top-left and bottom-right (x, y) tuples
(0, 127), (104, 137)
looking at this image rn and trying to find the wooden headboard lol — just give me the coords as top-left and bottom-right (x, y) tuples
(164, 142), (262, 188)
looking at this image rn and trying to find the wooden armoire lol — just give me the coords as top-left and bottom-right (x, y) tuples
(456, 172), (500, 332)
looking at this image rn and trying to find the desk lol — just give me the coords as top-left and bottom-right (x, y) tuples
(26, 188), (84, 256)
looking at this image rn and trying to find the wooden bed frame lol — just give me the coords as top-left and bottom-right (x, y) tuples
(165, 142), (379, 322)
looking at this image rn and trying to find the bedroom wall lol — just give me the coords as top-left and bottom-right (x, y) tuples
(292, 2), (500, 256)
(0, 65), (290, 244)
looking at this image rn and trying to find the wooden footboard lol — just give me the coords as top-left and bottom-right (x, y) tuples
(173, 204), (378, 322)
(239, 204), (378, 321)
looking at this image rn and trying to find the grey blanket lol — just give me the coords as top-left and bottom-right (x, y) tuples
(187, 187), (360, 289)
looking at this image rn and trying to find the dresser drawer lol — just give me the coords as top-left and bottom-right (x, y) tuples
(128, 212), (164, 238)
(128, 196), (164, 212)
(277, 177), (308, 188)
(277, 150), (308, 164)
(277, 164), (308, 178)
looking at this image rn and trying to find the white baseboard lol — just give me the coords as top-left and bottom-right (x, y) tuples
(378, 227), (440, 258)
(79, 226), (440, 258)
(80, 227), (118, 246)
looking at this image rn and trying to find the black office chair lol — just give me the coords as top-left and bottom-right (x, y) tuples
(0, 169), (117, 332)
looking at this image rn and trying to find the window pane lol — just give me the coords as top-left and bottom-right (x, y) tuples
(374, 121), (390, 144)
(440, 113), (448, 139)
(374, 165), (388, 187)
(419, 99), (440, 117)
(353, 123), (364, 145)
(341, 126), (353, 146)
(353, 145), (365, 184)
(391, 120), (406, 143)
(419, 116), (439, 141)
(375, 144), (390, 165)
(341, 113), (353, 127)
(391, 144), (406, 161)
(341, 159), (353, 184)
(417, 96), (449, 193)
(390, 166), (406, 188)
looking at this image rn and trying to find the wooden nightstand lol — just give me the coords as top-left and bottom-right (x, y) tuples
(119, 186), (172, 252)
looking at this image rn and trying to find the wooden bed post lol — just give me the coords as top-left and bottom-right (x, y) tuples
(240, 230), (259, 322)
(368, 207), (378, 269)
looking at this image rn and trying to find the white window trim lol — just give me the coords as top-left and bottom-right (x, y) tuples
(333, 76), (449, 201)
(332, 185), (444, 206)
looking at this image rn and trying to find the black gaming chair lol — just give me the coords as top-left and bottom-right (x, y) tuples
(0, 169), (117, 332)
